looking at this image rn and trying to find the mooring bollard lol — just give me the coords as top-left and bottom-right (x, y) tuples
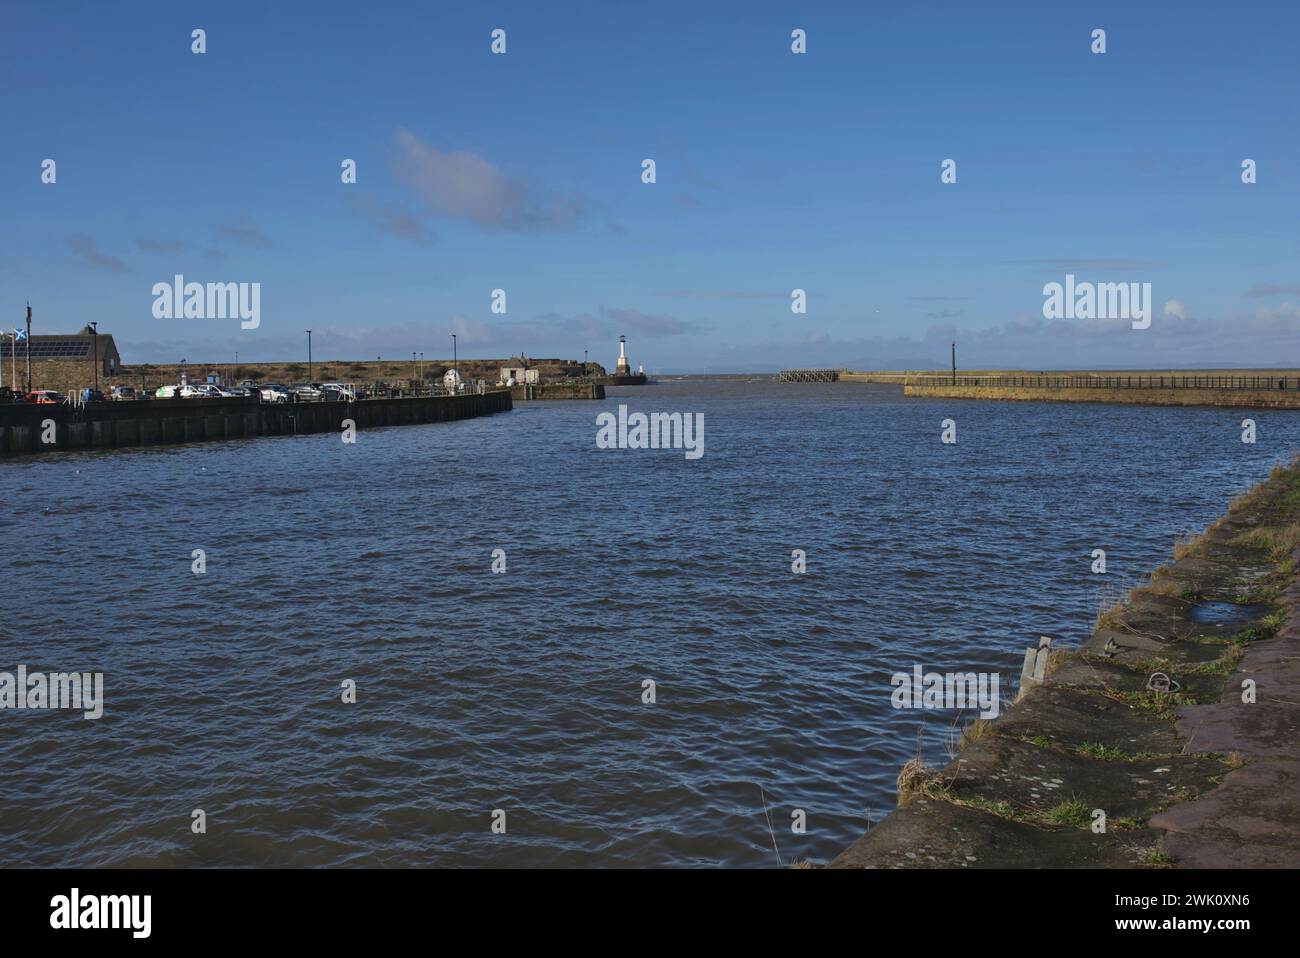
(1018, 635), (1053, 699)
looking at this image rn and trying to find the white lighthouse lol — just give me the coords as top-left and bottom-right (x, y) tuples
(615, 335), (631, 376)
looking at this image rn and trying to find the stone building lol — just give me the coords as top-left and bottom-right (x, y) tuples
(0, 326), (122, 393)
(500, 357), (538, 384)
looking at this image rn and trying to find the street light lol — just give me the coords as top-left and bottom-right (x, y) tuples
(24, 303), (32, 394)
(306, 330), (313, 382)
(451, 332), (457, 389)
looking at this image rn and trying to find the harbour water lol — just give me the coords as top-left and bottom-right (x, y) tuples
(3, 380), (1299, 867)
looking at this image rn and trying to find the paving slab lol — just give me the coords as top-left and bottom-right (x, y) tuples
(1048, 657), (1224, 704)
(993, 685), (1185, 757)
(1081, 627), (1226, 666)
(1151, 759), (1300, 867)
(829, 797), (1158, 869)
(1148, 610), (1300, 866)
(945, 736), (1222, 821)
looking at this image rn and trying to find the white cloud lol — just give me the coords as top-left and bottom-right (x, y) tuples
(392, 129), (587, 232)
(66, 234), (130, 273)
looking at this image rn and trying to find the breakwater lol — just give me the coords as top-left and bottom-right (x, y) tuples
(840, 370), (1023, 384)
(906, 375), (1300, 409)
(0, 390), (512, 456)
(591, 373), (647, 386)
(832, 458), (1300, 868)
(509, 382), (605, 401)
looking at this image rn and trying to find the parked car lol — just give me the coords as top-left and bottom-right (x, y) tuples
(224, 386), (251, 397)
(291, 384), (323, 401)
(81, 387), (105, 402)
(259, 384), (292, 403)
(27, 390), (67, 404)
(0, 386), (24, 403)
(110, 385), (138, 401)
(320, 383), (356, 401)
(175, 384), (221, 398)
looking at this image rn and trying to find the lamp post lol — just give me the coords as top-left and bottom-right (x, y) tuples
(89, 321), (99, 397)
(451, 333), (458, 391)
(24, 303), (32, 394)
(306, 330), (313, 382)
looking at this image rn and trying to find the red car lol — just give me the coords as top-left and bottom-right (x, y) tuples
(26, 390), (67, 404)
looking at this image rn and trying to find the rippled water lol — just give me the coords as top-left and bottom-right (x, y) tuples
(2, 380), (1298, 867)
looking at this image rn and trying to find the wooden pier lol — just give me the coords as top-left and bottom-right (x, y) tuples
(778, 368), (843, 383)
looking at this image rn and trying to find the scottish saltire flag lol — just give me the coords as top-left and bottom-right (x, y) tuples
(13, 328), (25, 340)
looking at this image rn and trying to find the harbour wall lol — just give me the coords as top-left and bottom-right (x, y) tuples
(831, 459), (1300, 868)
(839, 372), (902, 384)
(840, 370), (1025, 384)
(593, 373), (647, 386)
(904, 384), (1300, 409)
(0, 390), (513, 457)
(509, 382), (605, 401)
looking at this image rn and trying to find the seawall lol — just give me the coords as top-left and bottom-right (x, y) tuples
(594, 373), (647, 386)
(509, 382), (606, 401)
(0, 390), (513, 457)
(905, 383), (1300, 409)
(832, 458), (1300, 868)
(840, 372), (909, 384)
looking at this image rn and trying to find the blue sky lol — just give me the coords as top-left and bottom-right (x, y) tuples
(2, 0), (1298, 372)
